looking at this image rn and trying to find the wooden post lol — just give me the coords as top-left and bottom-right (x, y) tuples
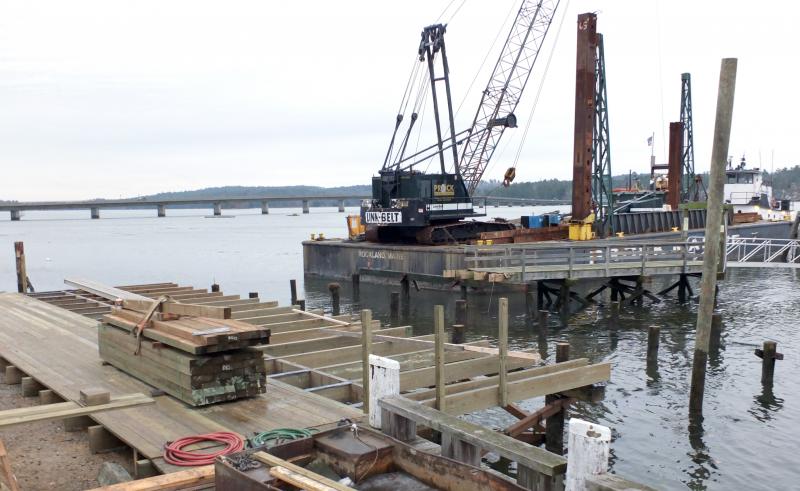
(565, 418), (611, 491)
(647, 326), (660, 363)
(4, 366), (22, 385)
(401, 276), (410, 321)
(210, 283), (220, 293)
(389, 292), (400, 325)
(756, 341), (783, 385)
(546, 343), (570, 455)
(351, 273), (360, 302)
(455, 299), (467, 326)
(498, 298), (509, 407)
(20, 377), (44, 397)
(248, 292), (258, 299)
(360, 309), (372, 415)
(368, 355), (400, 428)
(14, 242), (27, 294)
(434, 305), (446, 412)
(690, 58), (737, 416)
(328, 283), (341, 316)
(297, 299), (306, 311)
(289, 279), (298, 306)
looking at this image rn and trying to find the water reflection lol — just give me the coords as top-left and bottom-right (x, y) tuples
(750, 385), (784, 423)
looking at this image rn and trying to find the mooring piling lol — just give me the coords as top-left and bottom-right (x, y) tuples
(14, 241), (28, 294)
(690, 58), (737, 416)
(351, 273), (360, 302)
(328, 283), (341, 316)
(647, 326), (660, 364)
(289, 279), (298, 306)
(389, 291), (400, 325)
(755, 341), (783, 385)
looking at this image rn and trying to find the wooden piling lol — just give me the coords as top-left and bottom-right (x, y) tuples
(545, 342), (569, 455)
(389, 292), (400, 325)
(647, 326), (660, 363)
(709, 313), (722, 349)
(14, 242), (27, 294)
(289, 279), (298, 306)
(360, 309), (372, 414)
(690, 58), (737, 416)
(538, 309), (549, 329)
(498, 298), (509, 408)
(328, 283), (341, 316)
(401, 276), (410, 321)
(756, 341), (783, 385)
(434, 305), (446, 412)
(351, 274), (360, 302)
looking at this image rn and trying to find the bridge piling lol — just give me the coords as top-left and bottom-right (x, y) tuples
(338, 200), (345, 212)
(302, 200), (310, 214)
(90, 207), (100, 219)
(261, 200), (269, 215)
(213, 203), (221, 216)
(10, 210), (20, 221)
(157, 204), (166, 218)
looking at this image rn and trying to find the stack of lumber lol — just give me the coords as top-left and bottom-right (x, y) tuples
(477, 225), (569, 244)
(100, 308), (270, 406)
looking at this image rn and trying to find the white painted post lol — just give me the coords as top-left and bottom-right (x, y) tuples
(368, 354), (400, 428)
(565, 418), (611, 491)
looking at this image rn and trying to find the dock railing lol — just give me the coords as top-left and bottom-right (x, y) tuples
(464, 239), (706, 281)
(725, 236), (800, 266)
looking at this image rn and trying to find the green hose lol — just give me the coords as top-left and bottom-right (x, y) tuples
(249, 427), (317, 448)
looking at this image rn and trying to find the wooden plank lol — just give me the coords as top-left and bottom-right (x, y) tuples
(379, 395), (567, 477)
(404, 359), (589, 402)
(418, 363), (611, 415)
(85, 465), (214, 491)
(398, 352), (536, 392)
(122, 299), (232, 320)
(0, 394), (154, 428)
(253, 452), (353, 491)
(270, 466), (340, 491)
(64, 277), (151, 301)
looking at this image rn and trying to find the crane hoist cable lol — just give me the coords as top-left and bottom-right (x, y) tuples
(503, 0), (571, 183)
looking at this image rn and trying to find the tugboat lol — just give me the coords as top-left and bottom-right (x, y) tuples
(724, 156), (793, 222)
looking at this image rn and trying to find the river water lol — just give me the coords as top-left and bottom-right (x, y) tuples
(1, 208), (797, 490)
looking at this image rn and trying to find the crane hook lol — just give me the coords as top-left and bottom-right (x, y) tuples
(502, 167), (516, 187)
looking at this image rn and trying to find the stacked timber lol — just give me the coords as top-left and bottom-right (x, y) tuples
(100, 308), (270, 406)
(477, 225), (569, 244)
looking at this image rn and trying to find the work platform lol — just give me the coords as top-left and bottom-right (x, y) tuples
(0, 280), (611, 485)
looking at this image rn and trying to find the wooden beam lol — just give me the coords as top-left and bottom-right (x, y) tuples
(379, 395), (567, 477)
(122, 299), (232, 319)
(404, 359), (589, 402)
(253, 452), (352, 491)
(418, 363), (611, 415)
(85, 465), (214, 491)
(0, 393), (154, 428)
(64, 278), (151, 302)
(270, 466), (340, 491)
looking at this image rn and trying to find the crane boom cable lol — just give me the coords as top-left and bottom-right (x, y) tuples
(508, 0), (570, 171)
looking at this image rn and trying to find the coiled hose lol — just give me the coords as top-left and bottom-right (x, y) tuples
(249, 427), (317, 448)
(163, 431), (245, 466)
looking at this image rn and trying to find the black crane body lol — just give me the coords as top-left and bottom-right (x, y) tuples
(361, 2), (560, 244)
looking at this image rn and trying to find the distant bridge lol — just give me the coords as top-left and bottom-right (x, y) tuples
(1, 194), (568, 220)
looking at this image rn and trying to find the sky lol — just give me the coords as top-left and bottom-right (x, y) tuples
(0, 0), (797, 201)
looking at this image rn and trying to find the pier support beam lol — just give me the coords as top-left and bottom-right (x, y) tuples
(261, 200), (269, 214)
(213, 203), (221, 216)
(91, 207), (100, 219)
(302, 200), (310, 214)
(338, 200), (345, 212)
(10, 210), (20, 221)
(157, 204), (165, 218)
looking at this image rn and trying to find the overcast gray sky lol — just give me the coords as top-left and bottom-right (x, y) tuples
(1, 0), (797, 201)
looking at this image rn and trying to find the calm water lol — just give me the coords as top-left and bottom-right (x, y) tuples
(1, 207), (797, 490)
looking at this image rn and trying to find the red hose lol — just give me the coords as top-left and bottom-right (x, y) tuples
(163, 431), (245, 466)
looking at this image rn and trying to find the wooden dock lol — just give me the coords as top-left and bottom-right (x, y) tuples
(0, 279), (611, 488)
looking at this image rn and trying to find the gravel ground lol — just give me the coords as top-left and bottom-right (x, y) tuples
(0, 372), (132, 491)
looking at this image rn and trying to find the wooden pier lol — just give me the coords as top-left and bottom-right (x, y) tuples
(0, 279), (615, 489)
